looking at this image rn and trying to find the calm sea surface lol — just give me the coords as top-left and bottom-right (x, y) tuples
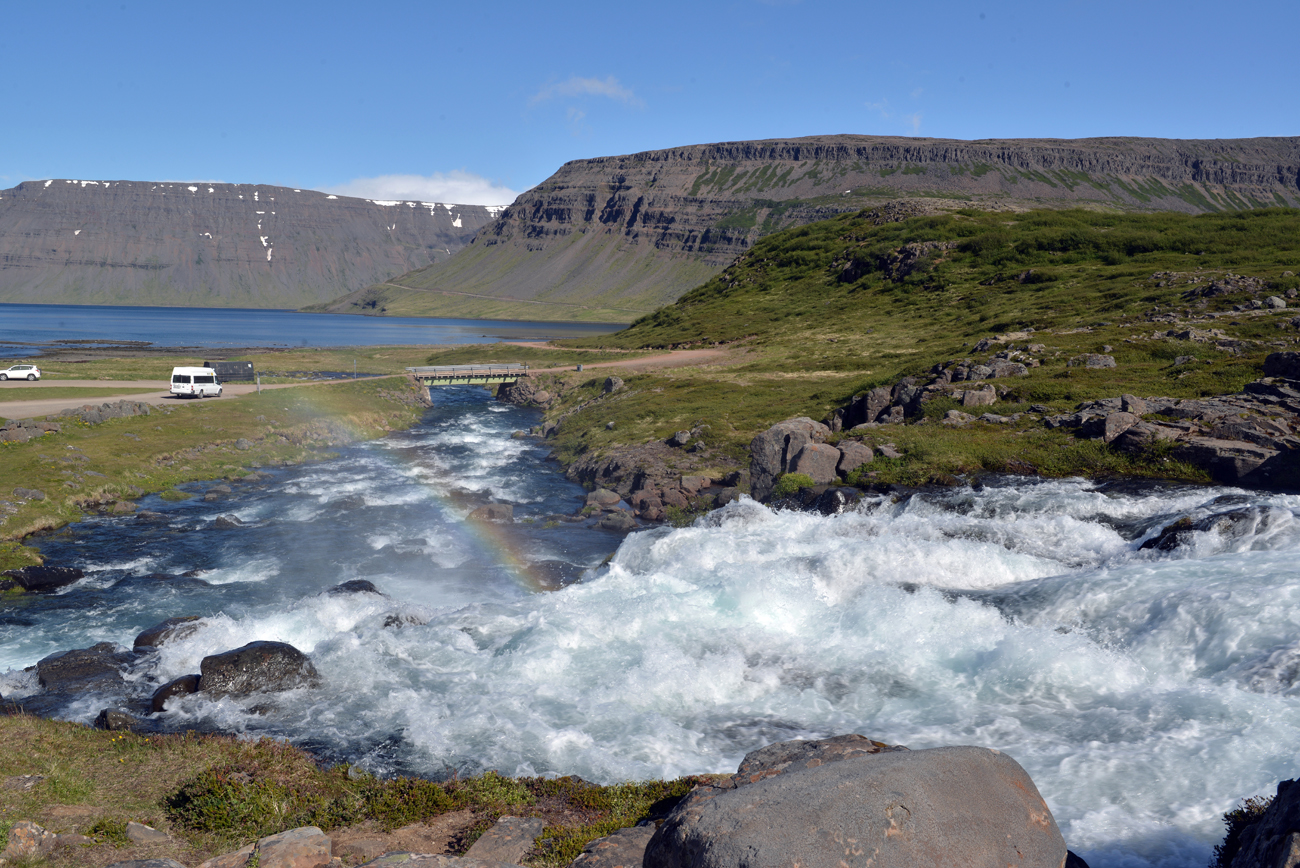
(0, 303), (624, 356)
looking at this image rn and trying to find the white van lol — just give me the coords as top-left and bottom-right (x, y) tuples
(170, 366), (223, 399)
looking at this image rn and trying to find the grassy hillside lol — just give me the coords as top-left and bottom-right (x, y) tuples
(515, 208), (1300, 484)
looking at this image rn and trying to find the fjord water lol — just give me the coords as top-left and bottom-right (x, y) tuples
(0, 303), (621, 356)
(3, 388), (1300, 867)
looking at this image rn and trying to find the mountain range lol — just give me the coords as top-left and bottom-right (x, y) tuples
(5, 135), (1299, 321)
(309, 134), (1300, 322)
(0, 179), (498, 309)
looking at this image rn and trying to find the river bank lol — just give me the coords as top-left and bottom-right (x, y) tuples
(0, 374), (434, 572)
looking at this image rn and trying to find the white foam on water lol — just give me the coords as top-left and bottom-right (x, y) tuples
(150, 482), (1295, 868)
(200, 557), (281, 586)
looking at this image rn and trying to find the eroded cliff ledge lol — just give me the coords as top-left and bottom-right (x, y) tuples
(314, 134), (1300, 322)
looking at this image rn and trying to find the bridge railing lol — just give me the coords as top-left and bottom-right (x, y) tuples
(406, 364), (530, 375)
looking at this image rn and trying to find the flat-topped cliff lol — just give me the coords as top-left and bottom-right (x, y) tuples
(0, 180), (500, 309)
(312, 134), (1300, 322)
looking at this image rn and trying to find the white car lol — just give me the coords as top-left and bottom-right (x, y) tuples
(0, 364), (41, 381)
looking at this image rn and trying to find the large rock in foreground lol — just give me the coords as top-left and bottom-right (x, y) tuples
(1228, 778), (1300, 868)
(644, 738), (1067, 868)
(199, 641), (320, 698)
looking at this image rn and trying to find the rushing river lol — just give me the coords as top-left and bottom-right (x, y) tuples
(3, 386), (1300, 867)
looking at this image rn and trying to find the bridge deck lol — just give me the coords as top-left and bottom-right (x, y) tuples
(406, 364), (530, 386)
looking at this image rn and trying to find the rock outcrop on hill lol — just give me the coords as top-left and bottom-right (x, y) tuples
(0, 180), (498, 308)
(316, 134), (1300, 322)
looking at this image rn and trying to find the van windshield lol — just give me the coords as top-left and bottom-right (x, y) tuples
(172, 375), (191, 383)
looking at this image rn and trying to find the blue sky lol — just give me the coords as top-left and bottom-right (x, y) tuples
(2, 0), (1296, 205)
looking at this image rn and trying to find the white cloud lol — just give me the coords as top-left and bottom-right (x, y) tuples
(324, 171), (521, 207)
(905, 113), (923, 134)
(530, 75), (643, 108)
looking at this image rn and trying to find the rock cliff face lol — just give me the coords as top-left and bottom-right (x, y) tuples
(316, 134), (1300, 322)
(0, 180), (499, 308)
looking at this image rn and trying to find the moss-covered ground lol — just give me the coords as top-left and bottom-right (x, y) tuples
(0, 715), (714, 867)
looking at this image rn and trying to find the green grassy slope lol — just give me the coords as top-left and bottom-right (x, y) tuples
(528, 208), (1300, 484)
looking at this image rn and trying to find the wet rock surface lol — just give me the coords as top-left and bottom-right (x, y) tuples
(198, 641), (321, 698)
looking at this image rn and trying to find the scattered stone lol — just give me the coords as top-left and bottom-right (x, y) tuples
(836, 441), (873, 476)
(571, 824), (656, 868)
(151, 674), (202, 712)
(464, 816), (546, 864)
(680, 475), (710, 494)
(599, 512), (637, 531)
(126, 821), (171, 844)
(668, 430), (692, 448)
(196, 843), (255, 868)
(104, 861), (189, 868)
(2, 774), (45, 792)
(1069, 353), (1117, 369)
(327, 579), (382, 596)
(37, 642), (133, 692)
(605, 421), (615, 430)
(1120, 394), (1148, 415)
(135, 616), (203, 651)
(234, 438), (253, 450)
(1102, 411), (1140, 444)
(254, 825), (332, 868)
(1265, 295), (1288, 309)
(95, 708), (142, 731)
(469, 504), (514, 522)
(877, 443), (902, 459)
(1, 565), (84, 593)
(789, 443), (841, 485)
(110, 500), (138, 514)
(213, 514), (244, 529)
(958, 386), (997, 407)
(199, 641), (321, 698)
(586, 489), (622, 508)
(603, 376), (624, 393)
(1, 821), (59, 860)
(942, 409), (975, 426)
(1173, 355), (1197, 366)
(749, 418), (832, 501)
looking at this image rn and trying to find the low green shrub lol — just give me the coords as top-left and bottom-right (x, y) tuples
(771, 473), (816, 498)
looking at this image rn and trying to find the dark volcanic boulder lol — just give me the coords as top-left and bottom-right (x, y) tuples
(95, 708), (142, 731)
(2, 566), (84, 593)
(326, 579), (382, 596)
(36, 643), (135, 693)
(644, 739), (1067, 868)
(151, 674), (201, 712)
(133, 616), (203, 651)
(198, 641), (320, 698)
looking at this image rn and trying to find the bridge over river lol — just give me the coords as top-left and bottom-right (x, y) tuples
(405, 364), (530, 386)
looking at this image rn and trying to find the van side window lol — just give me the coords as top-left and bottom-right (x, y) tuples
(173, 375), (191, 383)
(194, 375), (215, 384)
